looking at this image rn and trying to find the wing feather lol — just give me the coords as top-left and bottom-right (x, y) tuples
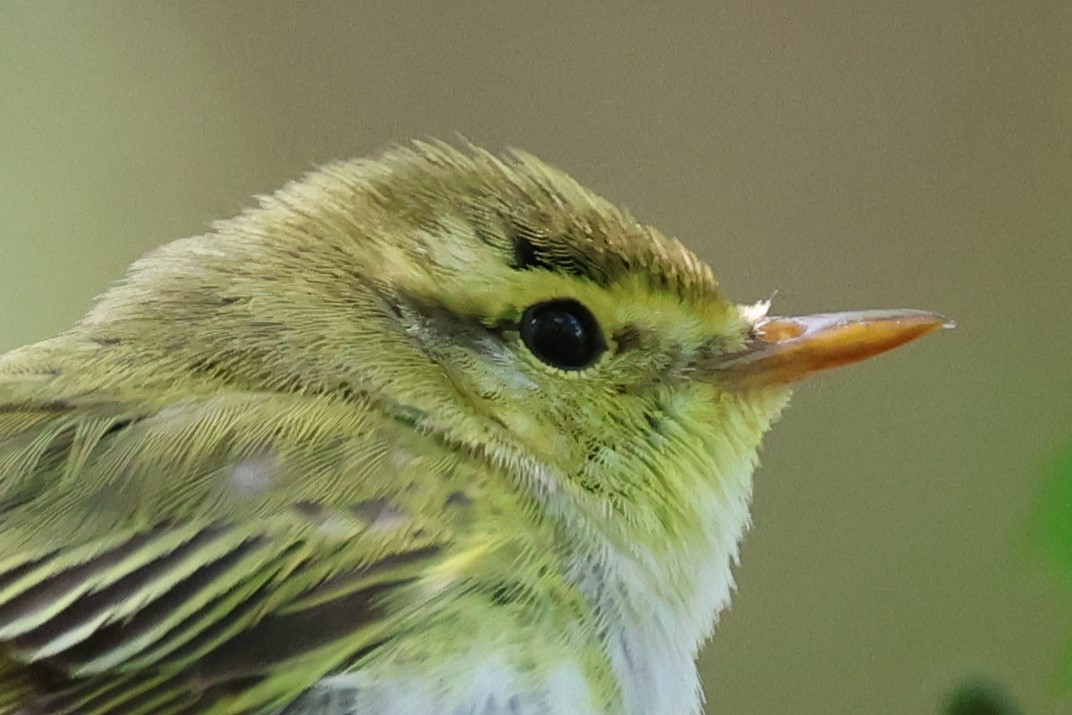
(0, 377), (468, 713)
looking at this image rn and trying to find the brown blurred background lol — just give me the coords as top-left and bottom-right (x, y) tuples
(1, 2), (1069, 712)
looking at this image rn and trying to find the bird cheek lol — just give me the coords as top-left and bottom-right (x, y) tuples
(495, 407), (579, 467)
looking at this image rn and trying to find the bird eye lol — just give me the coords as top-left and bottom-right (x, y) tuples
(520, 299), (605, 370)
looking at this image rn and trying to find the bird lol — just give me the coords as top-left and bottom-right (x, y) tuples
(0, 142), (949, 714)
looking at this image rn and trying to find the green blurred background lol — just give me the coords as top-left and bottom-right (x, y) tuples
(1, 2), (1069, 712)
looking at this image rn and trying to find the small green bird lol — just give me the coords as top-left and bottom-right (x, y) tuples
(0, 143), (948, 714)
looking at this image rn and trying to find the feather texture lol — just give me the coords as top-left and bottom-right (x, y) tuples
(0, 386), (461, 712)
(0, 143), (799, 714)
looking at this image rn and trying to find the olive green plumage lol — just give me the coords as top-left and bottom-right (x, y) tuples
(0, 143), (794, 714)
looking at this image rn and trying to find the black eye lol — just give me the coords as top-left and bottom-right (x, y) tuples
(520, 299), (605, 370)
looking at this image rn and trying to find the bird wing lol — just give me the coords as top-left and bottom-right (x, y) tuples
(0, 375), (472, 714)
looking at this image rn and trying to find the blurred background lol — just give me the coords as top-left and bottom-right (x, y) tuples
(1, 2), (1068, 712)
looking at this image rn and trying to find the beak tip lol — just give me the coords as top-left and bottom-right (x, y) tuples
(907, 310), (956, 334)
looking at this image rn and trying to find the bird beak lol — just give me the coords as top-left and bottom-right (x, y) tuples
(715, 309), (953, 389)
